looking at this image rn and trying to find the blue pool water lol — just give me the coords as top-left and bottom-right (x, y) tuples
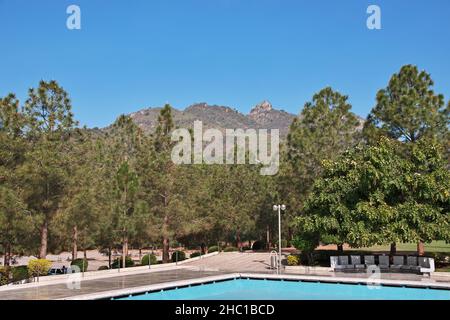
(118, 279), (450, 300)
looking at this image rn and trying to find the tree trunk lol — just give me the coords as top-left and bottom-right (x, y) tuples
(266, 225), (270, 250)
(162, 214), (170, 263)
(337, 244), (344, 253)
(287, 227), (293, 247)
(108, 247), (112, 268)
(162, 237), (170, 263)
(236, 229), (241, 249)
(8, 243), (11, 266)
(39, 221), (48, 259)
(123, 235), (128, 268)
(417, 241), (425, 256)
(72, 226), (78, 261)
(4, 243), (11, 266)
(390, 242), (397, 255)
(201, 243), (206, 255)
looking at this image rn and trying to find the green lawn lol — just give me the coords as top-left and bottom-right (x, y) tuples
(347, 241), (450, 253)
(436, 266), (450, 272)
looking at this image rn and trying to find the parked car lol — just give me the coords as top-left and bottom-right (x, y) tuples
(48, 267), (66, 275)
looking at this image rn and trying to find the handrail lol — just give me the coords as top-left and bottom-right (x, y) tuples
(269, 250), (279, 274)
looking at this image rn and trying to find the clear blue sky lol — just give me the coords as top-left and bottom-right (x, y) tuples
(1, 0), (450, 128)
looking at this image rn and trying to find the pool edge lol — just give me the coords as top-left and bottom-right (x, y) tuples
(59, 272), (450, 300)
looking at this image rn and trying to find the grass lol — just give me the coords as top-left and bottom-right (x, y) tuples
(436, 266), (450, 272)
(346, 241), (450, 253)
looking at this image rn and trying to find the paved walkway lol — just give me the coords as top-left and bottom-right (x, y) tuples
(0, 268), (225, 300)
(184, 252), (277, 272)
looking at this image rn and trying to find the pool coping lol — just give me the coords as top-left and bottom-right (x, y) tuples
(60, 272), (450, 300)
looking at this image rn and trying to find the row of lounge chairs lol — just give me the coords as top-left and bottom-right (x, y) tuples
(330, 255), (435, 275)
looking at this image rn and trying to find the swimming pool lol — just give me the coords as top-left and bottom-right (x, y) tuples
(117, 278), (450, 300)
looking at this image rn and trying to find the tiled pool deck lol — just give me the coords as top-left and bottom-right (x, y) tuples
(0, 267), (226, 300)
(0, 252), (449, 300)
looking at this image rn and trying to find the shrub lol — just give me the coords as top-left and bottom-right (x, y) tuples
(252, 240), (266, 251)
(98, 266), (109, 271)
(287, 255), (300, 266)
(0, 267), (10, 286)
(111, 256), (135, 268)
(141, 254), (157, 266)
(208, 246), (219, 253)
(223, 246), (238, 252)
(171, 251), (186, 262)
(71, 258), (88, 272)
(27, 259), (52, 277)
(190, 251), (201, 258)
(12, 266), (29, 282)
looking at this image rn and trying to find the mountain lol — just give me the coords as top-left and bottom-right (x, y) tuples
(129, 101), (297, 137)
(127, 101), (365, 138)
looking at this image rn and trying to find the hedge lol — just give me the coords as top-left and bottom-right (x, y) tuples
(71, 258), (88, 272)
(141, 254), (157, 266)
(171, 251), (186, 262)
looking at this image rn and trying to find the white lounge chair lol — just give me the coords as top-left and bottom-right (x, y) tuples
(350, 255), (365, 270)
(390, 256), (404, 271)
(335, 256), (354, 270)
(418, 257), (435, 275)
(364, 255), (376, 268)
(330, 256), (339, 269)
(378, 255), (389, 270)
(401, 256), (420, 272)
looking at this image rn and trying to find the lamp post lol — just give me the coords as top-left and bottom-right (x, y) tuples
(273, 204), (286, 272)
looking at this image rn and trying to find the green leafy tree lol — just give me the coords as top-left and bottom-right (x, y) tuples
(399, 140), (450, 247)
(364, 65), (449, 253)
(294, 138), (449, 254)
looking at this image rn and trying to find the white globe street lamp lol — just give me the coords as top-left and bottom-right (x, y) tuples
(273, 204), (286, 272)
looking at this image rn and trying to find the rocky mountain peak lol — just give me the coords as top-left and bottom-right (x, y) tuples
(250, 100), (273, 114)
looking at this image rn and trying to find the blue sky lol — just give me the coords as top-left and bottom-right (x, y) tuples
(1, 0), (450, 128)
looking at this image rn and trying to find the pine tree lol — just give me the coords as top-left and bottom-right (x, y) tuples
(146, 104), (177, 263)
(364, 65), (449, 144)
(20, 80), (77, 258)
(0, 94), (31, 265)
(282, 87), (361, 251)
